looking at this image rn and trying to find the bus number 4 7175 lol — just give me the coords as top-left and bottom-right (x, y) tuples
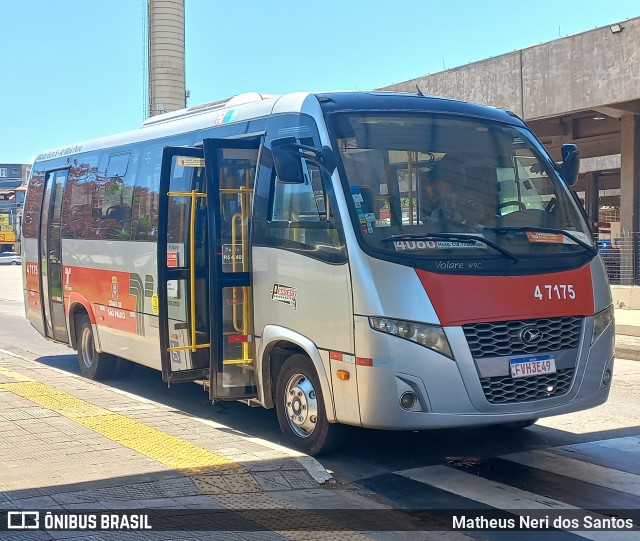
(534, 284), (576, 300)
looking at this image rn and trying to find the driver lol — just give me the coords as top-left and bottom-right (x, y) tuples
(422, 177), (456, 222)
(420, 160), (486, 230)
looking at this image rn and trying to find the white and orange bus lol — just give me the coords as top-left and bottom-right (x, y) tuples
(23, 91), (615, 454)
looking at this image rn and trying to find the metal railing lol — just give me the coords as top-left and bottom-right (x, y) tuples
(595, 233), (640, 286)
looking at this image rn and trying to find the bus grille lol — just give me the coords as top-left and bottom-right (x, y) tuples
(480, 368), (575, 404)
(462, 316), (583, 359)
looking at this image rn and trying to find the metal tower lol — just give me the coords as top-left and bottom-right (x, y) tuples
(145, 0), (186, 118)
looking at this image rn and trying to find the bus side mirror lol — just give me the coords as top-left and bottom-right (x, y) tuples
(272, 137), (305, 184)
(319, 146), (337, 174)
(559, 144), (580, 186)
(271, 137), (337, 184)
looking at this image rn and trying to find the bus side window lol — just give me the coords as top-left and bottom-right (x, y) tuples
(272, 162), (323, 223)
(62, 153), (100, 240)
(265, 159), (345, 263)
(93, 150), (135, 240)
(132, 142), (163, 241)
(131, 136), (194, 241)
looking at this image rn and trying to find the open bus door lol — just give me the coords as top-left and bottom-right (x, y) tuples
(158, 138), (260, 401)
(39, 169), (69, 342)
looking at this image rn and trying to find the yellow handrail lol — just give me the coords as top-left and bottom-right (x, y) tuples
(407, 152), (415, 225)
(166, 179), (255, 364)
(166, 189), (209, 353)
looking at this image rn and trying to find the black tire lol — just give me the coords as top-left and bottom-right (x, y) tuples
(493, 418), (538, 430)
(275, 354), (344, 456)
(11, 261), (18, 266)
(76, 314), (114, 380)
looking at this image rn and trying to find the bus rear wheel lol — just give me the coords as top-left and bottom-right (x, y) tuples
(76, 314), (114, 380)
(275, 354), (343, 456)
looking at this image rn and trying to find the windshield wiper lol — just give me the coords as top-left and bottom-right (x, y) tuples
(486, 226), (598, 256)
(382, 233), (519, 262)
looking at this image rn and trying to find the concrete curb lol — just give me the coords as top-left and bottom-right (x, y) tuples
(615, 345), (640, 362)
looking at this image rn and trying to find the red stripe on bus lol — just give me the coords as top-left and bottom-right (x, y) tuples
(356, 357), (373, 366)
(67, 292), (96, 324)
(416, 264), (594, 326)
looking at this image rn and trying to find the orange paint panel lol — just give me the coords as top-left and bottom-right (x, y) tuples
(416, 265), (594, 326)
(24, 261), (39, 293)
(24, 261), (42, 315)
(63, 266), (136, 312)
(94, 304), (138, 333)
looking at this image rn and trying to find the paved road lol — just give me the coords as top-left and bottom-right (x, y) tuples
(3, 265), (640, 538)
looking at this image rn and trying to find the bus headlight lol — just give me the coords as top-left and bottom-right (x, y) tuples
(369, 317), (453, 359)
(592, 304), (614, 344)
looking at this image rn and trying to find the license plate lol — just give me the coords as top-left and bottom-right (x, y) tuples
(509, 355), (556, 379)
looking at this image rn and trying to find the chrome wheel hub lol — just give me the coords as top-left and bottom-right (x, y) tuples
(284, 373), (318, 438)
(81, 327), (95, 369)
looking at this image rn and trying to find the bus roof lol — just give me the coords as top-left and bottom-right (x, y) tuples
(33, 91), (523, 164)
(33, 92), (285, 163)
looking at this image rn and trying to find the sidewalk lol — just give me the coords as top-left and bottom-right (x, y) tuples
(0, 308), (634, 540)
(615, 307), (640, 361)
(0, 349), (445, 540)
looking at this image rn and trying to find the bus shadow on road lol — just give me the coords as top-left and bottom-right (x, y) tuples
(33, 353), (284, 447)
(30, 353), (640, 478)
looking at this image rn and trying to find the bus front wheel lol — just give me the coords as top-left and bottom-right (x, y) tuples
(76, 314), (114, 380)
(275, 354), (343, 456)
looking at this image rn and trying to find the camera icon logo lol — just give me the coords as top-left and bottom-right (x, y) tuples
(7, 511), (40, 529)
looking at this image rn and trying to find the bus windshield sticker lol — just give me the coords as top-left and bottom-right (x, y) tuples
(393, 239), (486, 251)
(270, 284), (298, 310)
(167, 251), (178, 267)
(526, 231), (564, 244)
(169, 333), (181, 364)
(222, 244), (243, 267)
(167, 281), (179, 299)
(176, 156), (205, 168)
(351, 185), (364, 203)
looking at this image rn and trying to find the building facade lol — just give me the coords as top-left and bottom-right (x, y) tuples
(0, 163), (30, 252)
(380, 17), (640, 287)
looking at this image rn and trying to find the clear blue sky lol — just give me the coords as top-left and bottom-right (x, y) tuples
(1, 0), (638, 164)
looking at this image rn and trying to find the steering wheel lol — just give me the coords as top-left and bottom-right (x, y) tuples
(463, 199), (487, 221)
(498, 201), (526, 211)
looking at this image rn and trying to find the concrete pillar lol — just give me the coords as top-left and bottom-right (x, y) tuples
(583, 171), (599, 225)
(148, 0), (185, 117)
(619, 114), (640, 285)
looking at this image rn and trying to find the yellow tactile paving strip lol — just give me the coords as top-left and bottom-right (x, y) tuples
(0, 368), (239, 474)
(0, 365), (373, 539)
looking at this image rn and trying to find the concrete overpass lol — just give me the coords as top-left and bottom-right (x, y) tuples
(380, 16), (640, 284)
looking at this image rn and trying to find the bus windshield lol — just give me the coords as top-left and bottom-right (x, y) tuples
(328, 113), (593, 261)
